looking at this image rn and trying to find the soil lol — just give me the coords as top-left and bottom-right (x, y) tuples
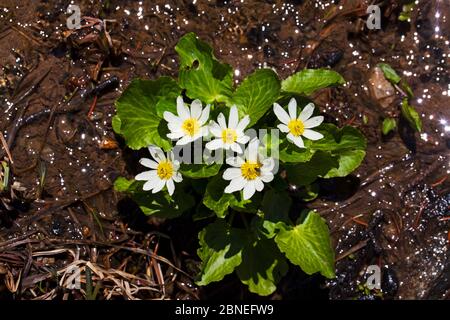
(0, 0), (448, 300)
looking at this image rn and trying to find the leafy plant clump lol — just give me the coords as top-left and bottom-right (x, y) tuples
(378, 63), (422, 134)
(112, 33), (366, 296)
(398, 1), (416, 22)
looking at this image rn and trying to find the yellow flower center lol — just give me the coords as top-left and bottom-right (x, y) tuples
(221, 128), (237, 144)
(288, 119), (305, 136)
(156, 161), (174, 180)
(182, 118), (200, 137)
(241, 161), (261, 180)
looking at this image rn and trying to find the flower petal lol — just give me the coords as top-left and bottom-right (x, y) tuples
(198, 104), (210, 125)
(288, 98), (297, 119)
(136, 170), (157, 181)
(190, 99), (203, 119)
(223, 168), (242, 180)
(166, 179), (175, 195)
(167, 122), (182, 132)
(254, 178), (264, 192)
(151, 179), (166, 193)
(277, 124), (289, 133)
(299, 103), (315, 121)
(172, 160), (180, 170)
(260, 172), (274, 183)
(273, 103), (291, 124)
(236, 115), (250, 132)
(302, 129), (324, 140)
(290, 135), (305, 148)
(176, 96), (190, 119)
(173, 172), (183, 183)
(139, 158), (158, 169)
(205, 139), (224, 151)
(224, 176), (246, 193)
(217, 113), (227, 129)
(143, 178), (161, 191)
(200, 126), (209, 137)
(167, 132), (184, 140)
(261, 157), (275, 172)
(226, 157), (244, 167)
(163, 111), (181, 125)
(303, 115), (324, 129)
(176, 135), (192, 146)
(230, 143), (243, 154)
(148, 146), (166, 161)
(246, 138), (260, 162)
(209, 121), (222, 137)
(243, 181), (256, 200)
(236, 135), (250, 144)
(228, 105), (239, 129)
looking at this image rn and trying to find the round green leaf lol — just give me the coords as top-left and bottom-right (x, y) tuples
(114, 77), (181, 150)
(275, 211), (335, 279)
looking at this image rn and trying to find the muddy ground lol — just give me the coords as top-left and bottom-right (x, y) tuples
(0, 0), (448, 300)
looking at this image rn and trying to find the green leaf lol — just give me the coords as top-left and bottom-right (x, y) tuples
(203, 174), (257, 218)
(312, 124), (366, 151)
(230, 191), (262, 213)
(236, 239), (288, 296)
(401, 81), (414, 98)
(286, 151), (338, 186)
(378, 63), (414, 97)
(111, 115), (122, 134)
(324, 150), (366, 178)
(297, 183), (320, 202)
(197, 220), (248, 285)
(155, 97), (178, 118)
(114, 176), (134, 192)
(401, 98), (422, 132)
(281, 69), (345, 95)
(175, 33), (233, 103)
(179, 163), (222, 179)
(203, 175), (236, 218)
(231, 69), (281, 127)
(275, 211), (335, 279)
(311, 124), (366, 177)
(378, 63), (401, 84)
(362, 115), (369, 125)
(114, 77), (181, 150)
(398, 2), (415, 21)
(113, 177), (194, 218)
(279, 139), (314, 163)
(279, 124), (366, 177)
(258, 190), (292, 239)
(382, 118), (397, 135)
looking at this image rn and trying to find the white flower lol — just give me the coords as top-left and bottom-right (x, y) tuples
(273, 98), (324, 148)
(163, 96), (210, 145)
(223, 139), (275, 200)
(135, 145), (182, 195)
(205, 105), (250, 153)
